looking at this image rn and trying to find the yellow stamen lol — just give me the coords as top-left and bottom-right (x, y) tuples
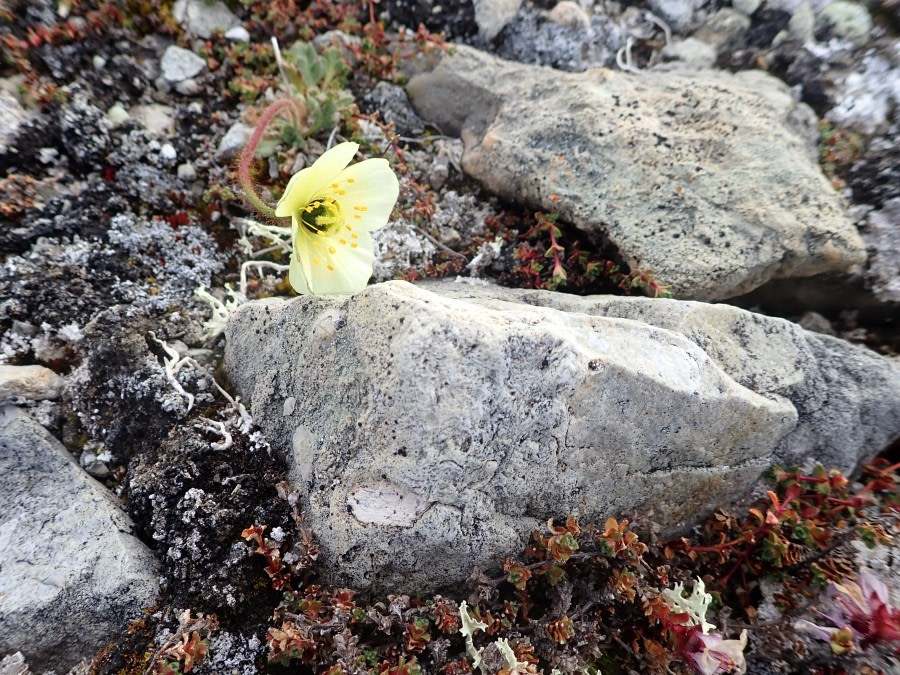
(340, 238), (347, 245)
(327, 264), (334, 271)
(305, 206), (313, 213)
(326, 196), (334, 203)
(346, 178), (355, 183)
(353, 206), (367, 211)
(351, 243), (358, 248)
(338, 189), (346, 195)
(331, 183), (339, 189)
(313, 241), (320, 248)
(313, 257), (320, 265)
(351, 233), (358, 239)
(354, 215), (361, 220)
(329, 246), (336, 254)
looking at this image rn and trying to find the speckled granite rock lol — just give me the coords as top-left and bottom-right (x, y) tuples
(406, 46), (867, 302)
(0, 406), (159, 672)
(225, 281), (807, 592)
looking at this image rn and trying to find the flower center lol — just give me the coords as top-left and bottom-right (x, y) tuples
(299, 199), (343, 235)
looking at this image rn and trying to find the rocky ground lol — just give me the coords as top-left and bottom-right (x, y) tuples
(0, 0), (899, 673)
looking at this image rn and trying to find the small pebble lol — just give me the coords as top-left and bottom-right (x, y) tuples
(0, 365), (64, 401)
(732, 0), (761, 16)
(217, 121), (253, 158)
(175, 78), (203, 96)
(160, 143), (177, 161)
(177, 162), (197, 181)
(106, 103), (130, 127)
(160, 45), (206, 83)
(224, 26), (250, 42)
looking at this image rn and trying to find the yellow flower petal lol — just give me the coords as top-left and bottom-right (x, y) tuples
(327, 158), (399, 232)
(274, 142), (360, 218)
(291, 222), (375, 295)
(288, 255), (310, 295)
(275, 166), (314, 218)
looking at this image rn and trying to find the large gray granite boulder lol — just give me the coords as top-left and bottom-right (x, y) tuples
(0, 406), (160, 672)
(224, 281), (896, 593)
(423, 280), (900, 476)
(405, 46), (866, 302)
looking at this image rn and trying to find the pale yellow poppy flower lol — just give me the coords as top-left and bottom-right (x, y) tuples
(275, 141), (399, 295)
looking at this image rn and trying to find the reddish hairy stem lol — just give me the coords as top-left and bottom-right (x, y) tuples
(237, 99), (295, 220)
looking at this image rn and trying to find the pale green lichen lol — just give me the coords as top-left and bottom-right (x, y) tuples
(661, 577), (716, 634)
(459, 600), (489, 671)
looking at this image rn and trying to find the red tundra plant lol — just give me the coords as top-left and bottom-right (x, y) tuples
(796, 571), (900, 654)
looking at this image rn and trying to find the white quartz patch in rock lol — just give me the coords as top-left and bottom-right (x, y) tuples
(347, 483), (431, 527)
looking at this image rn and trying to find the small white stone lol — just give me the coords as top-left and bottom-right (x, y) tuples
(160, 143), (177, 161)
(283, 396), (296, 416)
(217, 121), (253, 158)
(224, 26), (250, 42)
(38, 147), (58, 163)
(547, 1), (591, 30)
(175, 78), (203, 96)
(92, 55), (106, 70)
(177, 162), (197, 181)
(820, 0), (872, 44)
(788, 1), (815, 42)
(131, 103), (176, 136)
(732, 0), (761, 16)
(106, 103), (130, 127)
(173, 0), (240, 39)
(0, 365), (64, 401)
(160, 45), (206, 83)
(661, 37), (717, 68)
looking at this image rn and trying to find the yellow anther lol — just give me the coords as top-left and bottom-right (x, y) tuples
(305, 206), (313, 213)
(353, 206), (367, 211)
(312, 241), (320, 248)
(326, 196), (334, 203)
(331, 183), (339, 189)
(338, 189), (346, 195)
(353, 215), (361, 220)
(339, 238), (347, 245)
(346, 178), (355, 183)
(317, 230), (325, 237)
(328, 246), (336, 254)
(327, 264), (334, 271)
(351, 242), (358, 248)
(346, 224), (353, 230)
(313, 257), (320, 265)
(351, 233), (358, 239)
(313, 201), (321, 208)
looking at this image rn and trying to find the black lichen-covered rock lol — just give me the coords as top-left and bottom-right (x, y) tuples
(125, 422), (290, 618)
(380, 0), (478, 39)
(849, 122), (900, 208)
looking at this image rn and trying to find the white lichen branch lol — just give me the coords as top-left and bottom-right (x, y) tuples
(616, 36), (641, 74)
(459, 601), (489, 672)
(150, 332), (196, 412)
(240, 260), (290, 297)
(151, 334), (254, 446)
(194, 417), (233, 451)
(196, 284), (243, 341)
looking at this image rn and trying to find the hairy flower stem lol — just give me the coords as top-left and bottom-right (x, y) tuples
(238, 99), (296, 220)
